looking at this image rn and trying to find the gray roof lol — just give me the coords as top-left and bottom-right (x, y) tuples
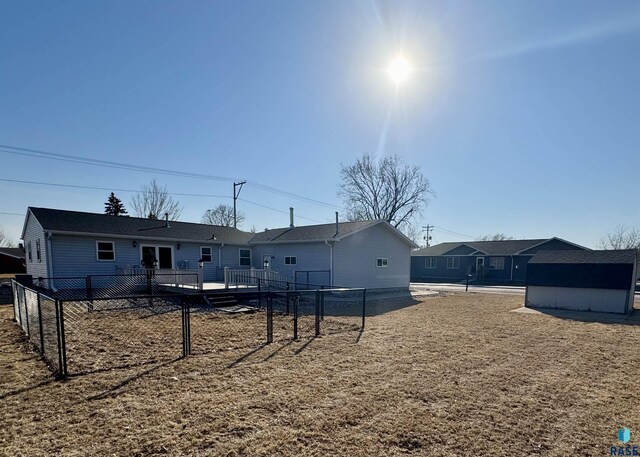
(412, 239), (550, 256)
(27, 207), (253, 244)
(0, 247), (25, 259)
(529, 249), (638, 265)
(249, 220), (383, 243)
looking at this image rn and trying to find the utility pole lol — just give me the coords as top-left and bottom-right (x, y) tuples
(233, 181), (246, 228)
(422, 224), (434, 247)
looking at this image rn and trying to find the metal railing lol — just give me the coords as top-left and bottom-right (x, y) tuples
(224, 268), (293, 289)
(116, 267), (203, 290)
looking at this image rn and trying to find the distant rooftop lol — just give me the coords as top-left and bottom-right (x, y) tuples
(529, 249), (637, 265)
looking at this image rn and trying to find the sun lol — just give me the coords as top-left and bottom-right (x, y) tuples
(387, 55), (412, 86)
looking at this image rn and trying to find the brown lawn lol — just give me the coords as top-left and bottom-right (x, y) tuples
(1, 293), (639, 456)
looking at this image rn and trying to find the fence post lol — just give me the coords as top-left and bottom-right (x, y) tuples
(54, 299), (68, 379)
(320, 286), (325, 321)
(286, 290), (290, 315)
(86, 275), (94, 312)
(361, 289), (366, 330)
(181, 296), (191, 357)
(293, 296), (299, 340)
(36, 292), (45, 354)
(315, 290), (320, 336)
(23, 287), (30, 337)
(266, 294), (273, 344)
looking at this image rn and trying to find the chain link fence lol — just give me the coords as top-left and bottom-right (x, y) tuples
(10, 277), (366, 379)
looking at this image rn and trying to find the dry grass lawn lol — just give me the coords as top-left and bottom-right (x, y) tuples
(1, 293), (640, 456)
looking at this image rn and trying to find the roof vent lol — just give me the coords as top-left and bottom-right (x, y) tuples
(211, 233), (216, 240)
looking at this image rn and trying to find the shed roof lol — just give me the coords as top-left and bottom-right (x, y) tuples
(0, 248), (25, 259)
(26, 207), (253, 244)
(529, 249), (637, 265)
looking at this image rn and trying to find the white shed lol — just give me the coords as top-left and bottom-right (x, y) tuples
(525, 250), (638, 314)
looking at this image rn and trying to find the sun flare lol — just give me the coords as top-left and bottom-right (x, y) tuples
(387, 55), (412, 86)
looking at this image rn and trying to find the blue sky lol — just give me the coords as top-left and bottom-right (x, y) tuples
(1, 0), (639, 248)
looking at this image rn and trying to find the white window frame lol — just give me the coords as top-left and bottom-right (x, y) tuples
(27, 241), (32, 262)
(446, 257), (460, 269)
(36, 239), (41, 262)
(239, 249), (252, 267)
(200, 246), (212, 263)
(284, 256), (297, 266)
(96, 240), (116, 262)
(489, 257), (505, 270)
(425, 257), (437, 269)
(376, 258), (388, 268)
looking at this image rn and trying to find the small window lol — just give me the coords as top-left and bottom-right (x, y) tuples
(376, 258), (388, 268)
(425, 257), (437, 269)
(284, 256), (297, 265)
(446, 257), (460, 269)
(200, 247), (212, 263)
(489, 257), (505, 270)
(239, 249), (251, 266)
(96, 241), (115, 261)
(36, 239), (41, 262)
(27, 241), (32, 262)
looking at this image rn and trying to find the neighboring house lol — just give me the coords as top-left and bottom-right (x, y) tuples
(22, 207), (253, 282)
(250, 218), (417, 289)
(525, 249), (638, 314)
(0, 247), (26, 274)
(411, 238), (588, 284)
(21, 207), (416, 290)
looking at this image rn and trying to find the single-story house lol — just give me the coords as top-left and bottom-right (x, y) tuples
(21, 207), (416, 290)
(411, 238), (588, 284)
(525, 249), (638, 314)
(0, 247), (26, 274)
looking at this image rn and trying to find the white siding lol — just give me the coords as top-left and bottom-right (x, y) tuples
(23, 212), (49, 278)
(333, 223), (411, 289)
(526, 285), (631, 314)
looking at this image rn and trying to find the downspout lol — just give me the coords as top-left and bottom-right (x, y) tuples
(218, 242), (225, 281)
(46, 232), (57, 291)
(325, 240), (333, 286)
(510, 256), (514, 282)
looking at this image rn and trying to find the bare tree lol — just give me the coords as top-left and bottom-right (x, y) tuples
(201, 204), (245, 227)
(131, 179), (182, 220)
(477, 233), (513, 241)
(338, 154), (433, 232)
(0, 225), (15, 247)
(599, 225), (640, 250)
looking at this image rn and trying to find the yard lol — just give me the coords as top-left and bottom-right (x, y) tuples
(1, 293), (639, 456)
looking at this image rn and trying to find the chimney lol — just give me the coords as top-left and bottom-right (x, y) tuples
(165, 212), (170, 228)
(289, 207), (294, 228)
(334, 212), (339, 237)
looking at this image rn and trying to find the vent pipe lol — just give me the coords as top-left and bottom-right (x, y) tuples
(289, 207), (294, 228)
(334, 212), (339, 237)
(165, 212), (170, 228)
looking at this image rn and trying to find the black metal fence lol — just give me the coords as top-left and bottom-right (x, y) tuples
(11, 278), (366, 379)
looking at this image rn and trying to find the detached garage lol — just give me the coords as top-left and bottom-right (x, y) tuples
(525, 250), (638, 314)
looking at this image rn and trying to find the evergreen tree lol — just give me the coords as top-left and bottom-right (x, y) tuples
(104, 192), (128, 216)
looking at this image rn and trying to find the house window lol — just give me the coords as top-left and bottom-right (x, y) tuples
(284, 256), (297, 265)
(200, 247), (212, 263)
(96, 241), (115, 261)
(376, 258), (388, 268)
(239, 249), (251, 266)
(27, 241), (32, 262)
(425, 257), (437, 269)
(489, 257), (505, 270)
(446, 257), (460, 269)
(36, 239), (41, 262)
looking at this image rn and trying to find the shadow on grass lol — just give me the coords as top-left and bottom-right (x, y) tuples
(226, 343), (270, 368)
(0, 378), (56, 400)
(262, 340), (294, 362)
(85, 357), (182, 401)
(365, 294), (421, 317)
(294, 336), (317, 355)
(515, 307), (640, 326)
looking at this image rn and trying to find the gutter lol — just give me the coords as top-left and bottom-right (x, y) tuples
(43, 230), (234, 245)
(46, 232), (57, 292)
(218, 242), (225, 268)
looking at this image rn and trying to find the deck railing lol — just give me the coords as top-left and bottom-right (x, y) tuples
(115, 267), (203, 290)
(224, 268), (293, 289)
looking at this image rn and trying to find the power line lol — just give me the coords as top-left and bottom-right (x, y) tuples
(0, 144), (342, 209)
(433, 226), (475, 240)
(0, 212), (24, 216)
(0, 177), (324, 224)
